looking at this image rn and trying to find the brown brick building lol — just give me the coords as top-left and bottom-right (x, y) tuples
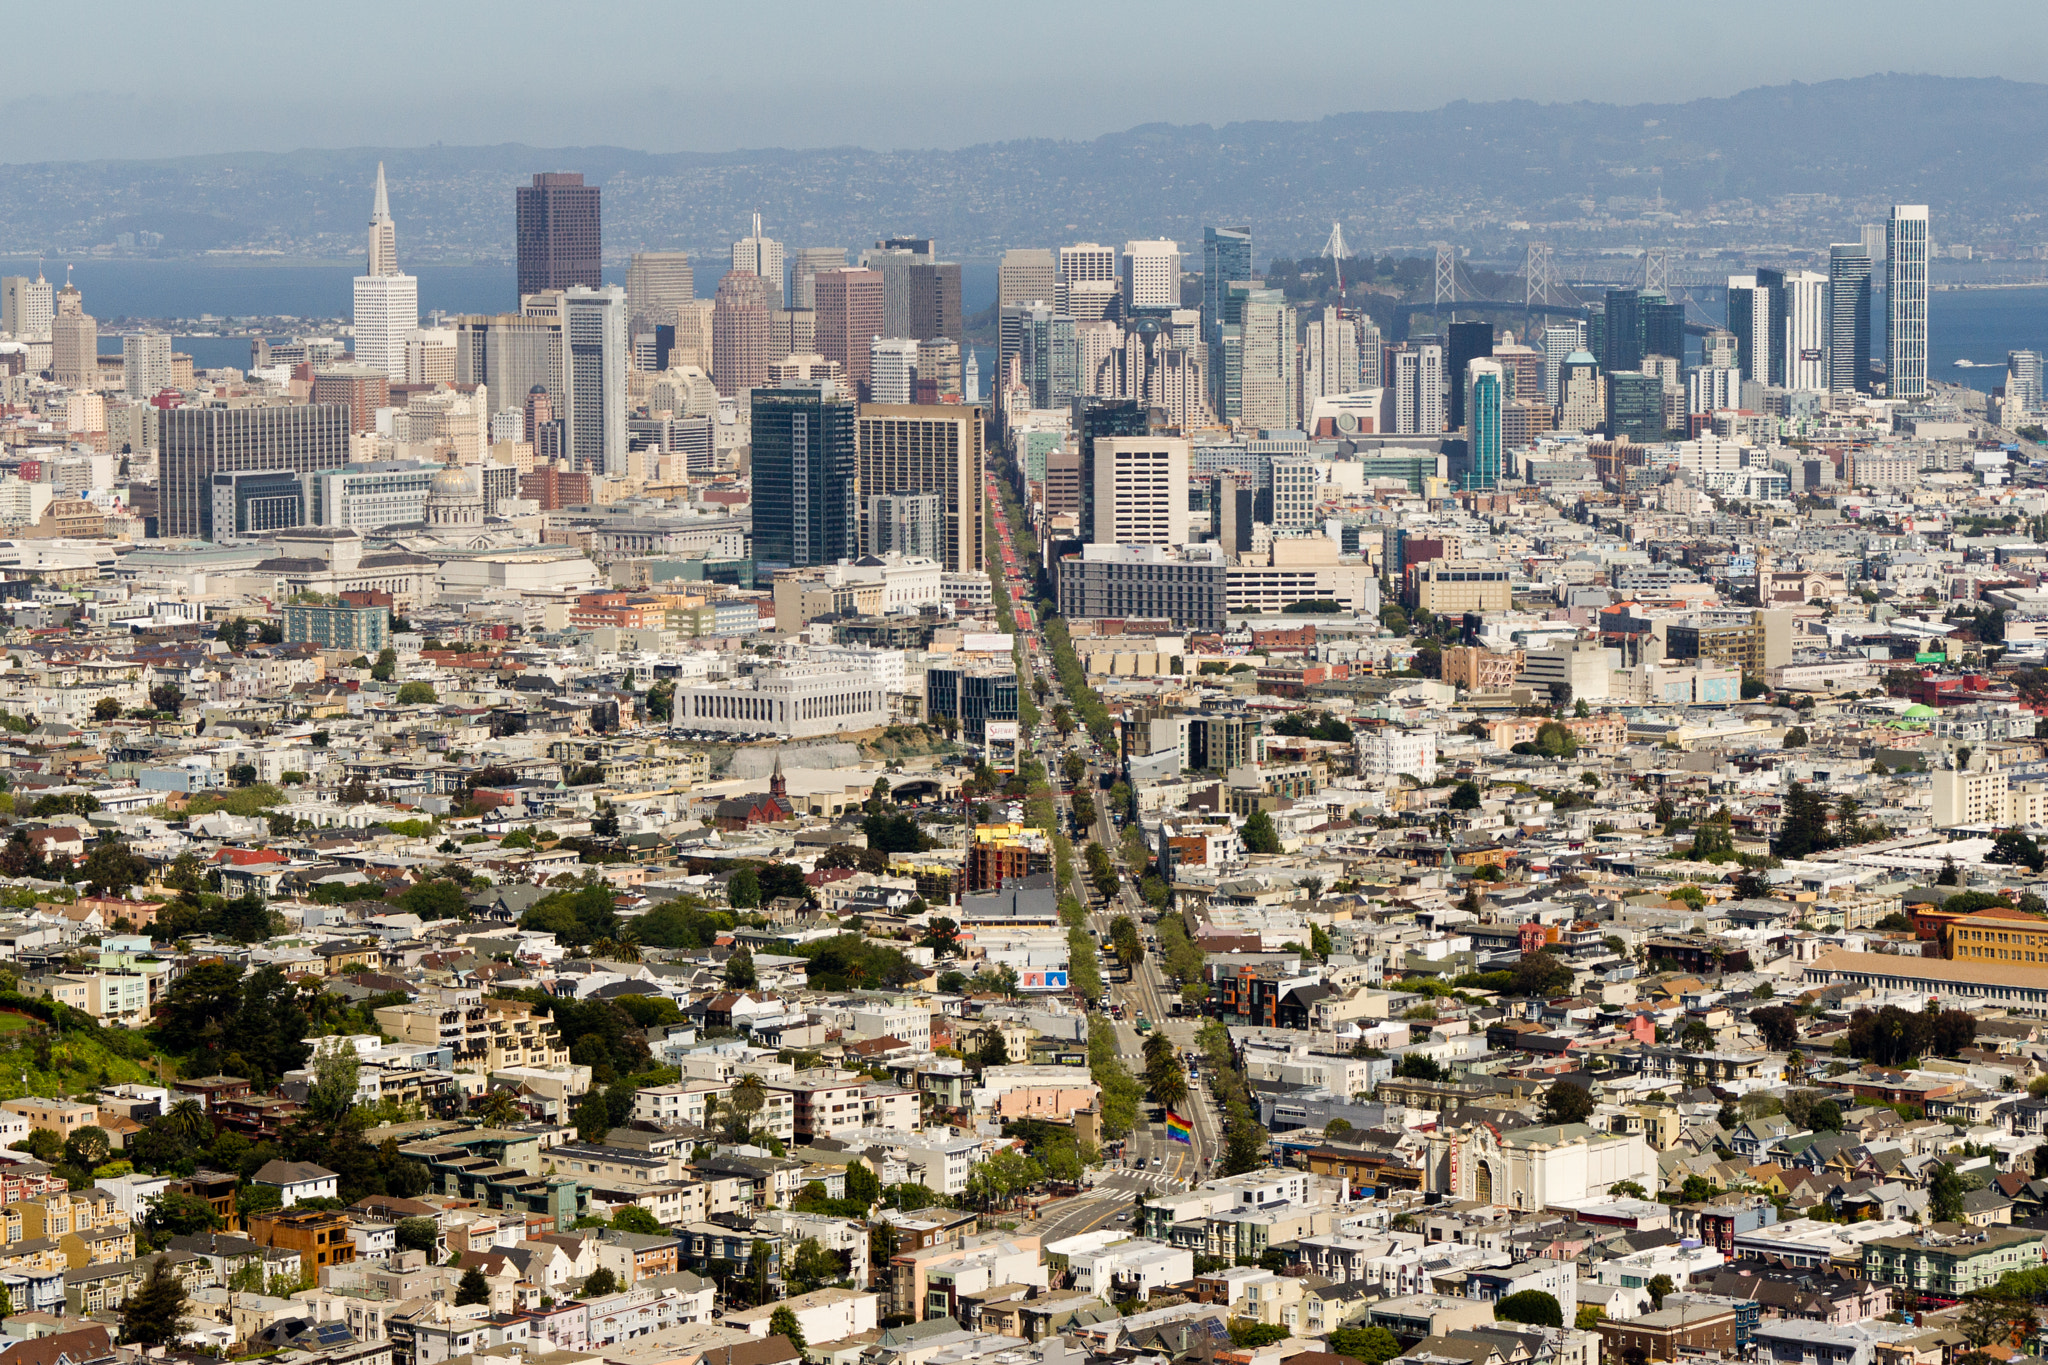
(1596, 1304), (1740, 1361)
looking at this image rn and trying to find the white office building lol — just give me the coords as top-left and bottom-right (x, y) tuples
(868, 337), (919, 405)
(352, 274), (418, 382)
(1783, 270), (1828, 392)
(732, 213), (786, 311)
(1120, 239), (1181, 313)
(1888, 205), (1930, 399)
(560, 286), (629, 476)
(1393, 345), (1445, 435)
(1271, 456), (1320, 529)
(1091, 436), (1190, 547)
(121, 333), (172, 399)
(1688, 365), (1741, 416)
(1358, 727), (1438, 791)
(1541, 323), (1587, 405)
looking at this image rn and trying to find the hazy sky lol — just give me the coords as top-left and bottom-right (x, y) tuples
(9, 0), (2048, 161)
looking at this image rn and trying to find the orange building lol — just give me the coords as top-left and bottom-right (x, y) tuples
(247, 1207), (356, 1275)
(1938, 904), (2048, 965)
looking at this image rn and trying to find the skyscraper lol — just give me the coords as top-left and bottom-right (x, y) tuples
(0, 273), (52, 339)
(1700, 328), (1738, 371)
(1888, 204), (1930, 399)
(733, 213), (786, 311)
(1465, 359), (1504, 491)
(1827, 244), (1874, 395)
(1202, 226), (1252, 343)
(997, 250), (1057, 384)
(1783, 270), (1829, 392)
(1446, 321), (1493, 429)
(516, 173), (600, 298)
(908, 262), (962, 342)
(354, 181), (419, 387)
(1091, 436), (1190, 546)
(1541, 322), (1586, 405)
(1121, 240), (1181, 315)
(711, 271), (772, 397)
(752, 384), (858, 575)
(1020, 304), (1079, 410)
(161, 401), (351, 539)
(455, 308), (560, 425)
(1391, 344), (1444, 435)
(862, 244), (918, 340)
(1726, 274), (1783, 385)
(2009, 352), (2043, 415)
(1640, 292), (1685, 368)
(791, 248), (849, 310)
(122, 333), (172, 398)
(855, 403), (985, 574)
(366, 162), (398, 278)
(625, 252), (696, 334)
(1071, 397), (1150, 543)
(50, 278), (96, 390)
(560, 286), (628, 476)
(1603, 289), (1643, 373)
(1239, 289), (1295, 430)
(868, 338), (919, 405)
(814, 268), (885, 396)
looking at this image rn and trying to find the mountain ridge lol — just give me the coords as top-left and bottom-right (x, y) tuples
(1, 74), (2042, 262)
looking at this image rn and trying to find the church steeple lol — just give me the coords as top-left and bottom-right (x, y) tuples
(368, 162), (398, 277)
(769, 755), (787, 805)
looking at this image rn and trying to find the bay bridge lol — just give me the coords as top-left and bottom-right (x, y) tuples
(1355, 240), (1727, 343)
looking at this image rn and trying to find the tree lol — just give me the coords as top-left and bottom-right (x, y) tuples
(1240, 809), (1281, 855)
(611, 1206), (661, 1235)
(1775, 781), (1834, 858)
(1609, 1181), (1649, 1200)
(1930, 1161), (1965, 1223)
(148, 683), (183, 713)
(1327, 1327), (1401, 1365)
(121, 1255), (190, 1345)
(16, 1129), (63, 1164)
(1494, 1290), (1563, 1328)
(64, 1125), (110, 1173)
(1448, 781), (1482, 810)
(727, 867), (761, 908)
(726, 1073), (767, 1141)
(79, 839), (150, 898)
(1749, 1005), (1800, 1051)
(396, 1217), (439, 1254)
(1540, 1079), (1594, 1126)
(396, 682), (438, 705)
(398, 879), (467, 921)
(1990, 828), (2047, 874)
(583, 1267), (622, 1298)
(574, 1091), (612, 1145)
(844, 1159), (880, 1209)
(1783, 726), (1810, 749)
(725, 948), (758, 990)
(1510, 951), (1574, 998)
(456, 1265), (491, 1306)
(92, 697), (122, 722)
(1647, 1274), (1674, 1310)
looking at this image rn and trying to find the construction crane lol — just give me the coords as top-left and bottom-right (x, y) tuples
(1321, 221), (1349, 313)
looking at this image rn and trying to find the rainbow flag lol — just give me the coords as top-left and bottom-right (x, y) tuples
(1165, 1111), (1193, 1144)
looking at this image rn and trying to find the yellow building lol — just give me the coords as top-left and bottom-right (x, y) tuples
(1946, 905), (2048, 966)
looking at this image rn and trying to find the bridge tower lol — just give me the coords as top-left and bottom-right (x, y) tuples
(1525, 242), (1556, 309)
(1641, 248), (1670, 295)
(1434, 244), (1456, 320)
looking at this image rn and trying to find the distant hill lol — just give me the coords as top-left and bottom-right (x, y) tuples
(0, 74), (2041, 263)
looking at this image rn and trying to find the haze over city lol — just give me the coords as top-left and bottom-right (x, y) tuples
(0, 8), (2041, 1365)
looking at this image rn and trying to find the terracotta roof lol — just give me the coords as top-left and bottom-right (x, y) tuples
(0, 1324), (112, 1365)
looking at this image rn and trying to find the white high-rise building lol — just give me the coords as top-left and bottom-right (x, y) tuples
(121, 332), (171, 398)
(2009, 351), (2043, 415)
(1888, 205), (1930, 399)
(1120, 240), (1181, 314)
(625, 252), (697, 332)
(1059, 243), (1117, 283)
(559, 285), (629, 476)
(733, 213), (786, 311)
(353, 275), (419, 382)
(1688, 365), (1741, 415)
(1301, 308), (1359, 420)
(1240, 291), (1296, 430)
(1090, 436), (1190, 546)
(353, 165), (416, 382)
(1393, 344), (1445, 435)
(1272, 455), (1319, 528)
(1783, 271), (1829, 392)
(1541, 322), (1587, 405)
(1, 273), (53, 340)
(868, 337), (919, 405)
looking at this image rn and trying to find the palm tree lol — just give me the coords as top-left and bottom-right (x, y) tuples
(163, 1097), (211, 1146)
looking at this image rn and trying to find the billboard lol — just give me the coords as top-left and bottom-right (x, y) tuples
(985, 721), (1020, 744)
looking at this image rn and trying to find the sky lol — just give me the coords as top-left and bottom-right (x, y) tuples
(9, 0), (2048, 161)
